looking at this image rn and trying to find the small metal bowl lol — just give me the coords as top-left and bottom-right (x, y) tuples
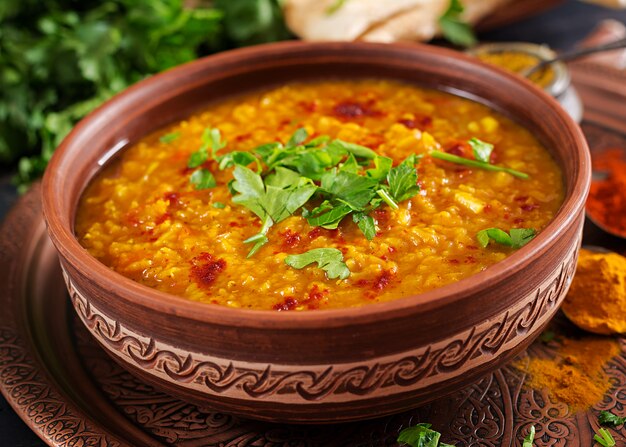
(468, 42), (583, 123)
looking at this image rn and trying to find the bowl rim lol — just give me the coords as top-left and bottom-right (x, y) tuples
(42, 41), (591, 329)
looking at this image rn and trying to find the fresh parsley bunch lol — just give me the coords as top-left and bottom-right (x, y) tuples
(0, 0), (288, 191)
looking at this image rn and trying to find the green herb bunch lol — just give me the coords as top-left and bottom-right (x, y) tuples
(0, 0), (288, 191)
(187, 127), (421, 257)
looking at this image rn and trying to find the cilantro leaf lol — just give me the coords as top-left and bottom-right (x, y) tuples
(212, 202), (226, 209)
(284, 248), (350, 280)
(431, 150), (529, 179)
(477, 228), (536, 249)
(232, 165), (316, 256)
(287, 127), (308, 147)
(366, 156), (393, 181)
(599, 411), (626, 427)
(509, 228), (537, 249)
(189, 169), (216, 190)
(523, 426), (535, 447)
(340, 153), (360, 173)
(397, 423), (453, 447)
(321, 170), (378, 211)
(217, 151), (261, 171)
(353, 212), (376, 240)
(232, 165), (316, 223)
(188, 147), (209, 168)
(200, 127), (262, 172)
(307, 204), (352, 229)
(438, 0), (477, 48)
(264, 166), (303, 188)
(387, 159), (420, 202)
(594, 428), (616, 447)
(327, 139), (378, 159)
(477, 228), (511, 247)
(305, 135), (331, 147)
(231, 165), (267, 219)
(468, 138), (494, 163)
(281, 150), (337, 180)
(254, 142), (283, 164)
(203, 127), (227, 156)
(159, 132), (180, 144)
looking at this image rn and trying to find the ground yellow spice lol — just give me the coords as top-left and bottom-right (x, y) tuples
(478, 51), (555, 88)
(519, 337), (620, 411)
(563, 249), (626, 335)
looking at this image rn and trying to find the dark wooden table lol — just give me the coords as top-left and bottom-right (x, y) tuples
(1, 1), (626, 445)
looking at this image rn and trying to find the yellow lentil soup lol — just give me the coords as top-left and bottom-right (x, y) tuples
(76, 80), (564, 311)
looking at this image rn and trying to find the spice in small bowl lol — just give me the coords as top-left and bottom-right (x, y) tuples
(468, 42), (582, 122)
(477, 51), (555, 88)
(586, 147), (626, 239)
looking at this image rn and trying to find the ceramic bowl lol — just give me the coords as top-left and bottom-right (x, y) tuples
(42, 42), (590, 423)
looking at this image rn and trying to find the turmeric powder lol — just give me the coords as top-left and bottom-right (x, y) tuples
(562, 248), (626, 335)
(519, 337), (620, 411)
(477, 51), (555, 88)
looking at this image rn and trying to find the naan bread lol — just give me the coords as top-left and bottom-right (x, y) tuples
(283, 0), (511, 42)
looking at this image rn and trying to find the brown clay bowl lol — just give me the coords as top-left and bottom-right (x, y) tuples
(42, 42), (590, 423)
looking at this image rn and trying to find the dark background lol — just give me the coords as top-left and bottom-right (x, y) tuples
(1, 0), (626, 445)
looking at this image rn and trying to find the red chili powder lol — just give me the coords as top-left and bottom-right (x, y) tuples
(280, 229), (301, 250)
(190, 253), (226, 288)
(332, 101), (382, 120)
(587, 148), (626, 236)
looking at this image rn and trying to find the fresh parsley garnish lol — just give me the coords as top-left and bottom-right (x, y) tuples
(212, 202), (226, 209)
(353, 212), (377, 240)
(388, 157), (421, 202)
(476, 228), (536, 249)
(599, 411), (626, 427)
(188, 127), (421, 255)
(284, 248), (350, 280)
(438, 0), (477, 48)
(187, 128), (224, 170)
(190, 169), (217, 190)
(468, 138), (493, 163)
(231, 165), (317, 257)
(329, 139), (378, 160)
(366, 155), (393, 181)
(159, 132), (180, 144)
(306, 151), (419, 234)
(523, 426), (535, 447)
(397, 423), (454, 447)
(594, 428), (616, 447)
(287, 126), (308, 147)
(307, 203), (352, 229)
(188, 146), (209, 169)
(431, 149), (529, 179)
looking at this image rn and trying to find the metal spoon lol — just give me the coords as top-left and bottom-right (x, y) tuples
(523, 37), (626, 78)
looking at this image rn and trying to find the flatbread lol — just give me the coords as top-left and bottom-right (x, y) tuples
(283, 0), (511, 42)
